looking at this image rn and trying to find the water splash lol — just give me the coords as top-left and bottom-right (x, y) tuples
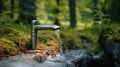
(0, 49), (92, 67)
(0, 54), (64, 67)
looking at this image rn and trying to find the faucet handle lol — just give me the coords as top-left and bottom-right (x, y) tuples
(32, 20), (40, 25)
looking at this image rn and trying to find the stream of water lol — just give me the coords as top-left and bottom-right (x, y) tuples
(0, 49), (92, 67)
(55, 29), (63, 54)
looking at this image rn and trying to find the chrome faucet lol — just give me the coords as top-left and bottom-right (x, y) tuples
(32, 20), (60, 49)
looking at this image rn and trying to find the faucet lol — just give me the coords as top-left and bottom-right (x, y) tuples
(32, 20), (60, 49)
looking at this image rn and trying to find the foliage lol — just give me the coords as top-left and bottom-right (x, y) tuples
(0, 24), (31, 53)
(0, 25), (30, 44)
(61, 29), (83, 50)
(101, 23), (120, 41)
(37, 30), (59, 46)
(0, 38), (20, 55)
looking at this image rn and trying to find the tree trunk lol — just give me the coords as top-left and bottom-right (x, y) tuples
(54, 0), (60, 25)
(0, 0), (4, 13)
(16, 0), (36, 24)
(109, 0), (120, 23)
(102, 0), (108, 14)
(69, 0), (76, 28)
(10, 0), (14, 18)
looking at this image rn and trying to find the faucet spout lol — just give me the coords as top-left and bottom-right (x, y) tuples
(32, 20), (60, 49)
(34, 25), (60, 30)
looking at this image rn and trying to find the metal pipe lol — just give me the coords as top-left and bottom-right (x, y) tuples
(32, 20), (39, 49)
(34, 25), (60, 30)
(32, 20), (60, 49)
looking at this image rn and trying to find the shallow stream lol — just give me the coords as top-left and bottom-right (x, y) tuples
(0, 49), (95, 67)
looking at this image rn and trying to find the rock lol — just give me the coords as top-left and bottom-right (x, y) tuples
(98, 28), (120, 65)
(33, 53), (47, 63)
(33, 44), (60, 63)
(86, 58), (116, 67)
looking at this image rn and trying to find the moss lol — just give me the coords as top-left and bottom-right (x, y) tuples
(0, 27), (30, 45)
(101, 23), (120, 41)
(0, 38), (20, 55)
(61, 29), (84, 50)
(0, 24), (31, 53)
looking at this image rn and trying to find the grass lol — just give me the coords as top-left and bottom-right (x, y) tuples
(0, 38), (20, 55)
(0, 24), (31, 55)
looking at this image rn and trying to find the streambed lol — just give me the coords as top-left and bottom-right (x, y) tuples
(0, 49), (94, 67)
(0, 49), (119, 67)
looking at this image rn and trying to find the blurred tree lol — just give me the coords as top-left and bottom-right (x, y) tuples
(10, 0), (14, 18)
(99, 0), (110, 24)
(58, 0), (69, 22)
(16, 0), (36, 24)
(101, 0), (108, 14)
(0, 0), (4, 13)
(76, 0), (93, 23)
(100, 0), (120, 23)
(69, 0), (76, 28)
(54, 0), (60, 25)
(109, 0), (120, 23)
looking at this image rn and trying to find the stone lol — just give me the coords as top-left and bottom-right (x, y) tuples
(33, 53), (47, 63)
(98, 28), (120, 65)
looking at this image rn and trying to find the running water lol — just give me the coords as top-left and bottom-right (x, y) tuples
(0, 49), (92, 67)
(55, 29), (63, 54)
